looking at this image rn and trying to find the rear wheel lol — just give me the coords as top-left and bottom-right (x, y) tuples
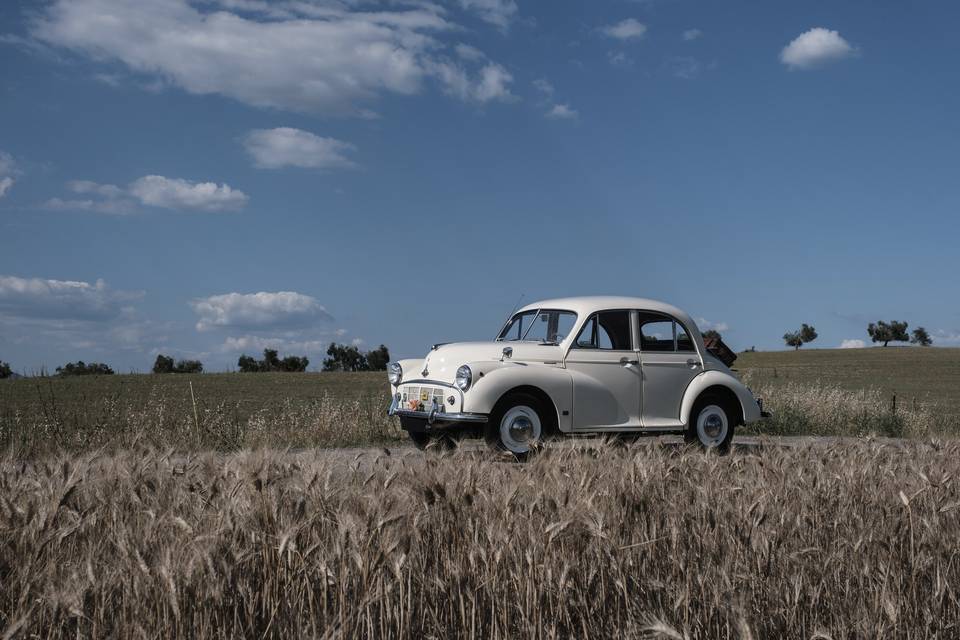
(485, 393), (546, 459)
(687, 395), (735, 453)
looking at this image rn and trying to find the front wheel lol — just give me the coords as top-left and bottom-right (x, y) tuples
(485, 393), (546, 459)
(687, 396), (735, 452)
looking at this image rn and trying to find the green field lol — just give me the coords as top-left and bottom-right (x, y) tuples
(736, 347), (960, 418)
(1, 347), (958, 454)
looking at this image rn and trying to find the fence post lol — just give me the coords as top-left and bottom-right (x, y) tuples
(891, 393), (897, 415)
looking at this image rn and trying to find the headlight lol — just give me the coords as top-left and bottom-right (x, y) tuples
(387, 362), (402, 385)
(454, 365), (472, 391)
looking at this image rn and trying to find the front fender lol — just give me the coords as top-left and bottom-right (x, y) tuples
(393, 358), (425, 388)
(462, 362), (573, 432)
(680, 370), (762, 426)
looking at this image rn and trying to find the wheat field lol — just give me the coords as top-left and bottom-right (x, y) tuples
(2, 440), (959, 639)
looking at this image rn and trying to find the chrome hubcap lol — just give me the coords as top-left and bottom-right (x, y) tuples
(703, 413), (724, 439)
(499, 406), (542, 454)
(508, 415), (534, 443)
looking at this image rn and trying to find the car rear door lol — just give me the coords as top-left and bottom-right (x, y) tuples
(638, 312), (702, 429)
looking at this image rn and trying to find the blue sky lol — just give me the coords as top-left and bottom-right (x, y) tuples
(2, 0), (959, 373)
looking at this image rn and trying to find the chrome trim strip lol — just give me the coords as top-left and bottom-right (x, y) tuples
(392, 409), (489, 424)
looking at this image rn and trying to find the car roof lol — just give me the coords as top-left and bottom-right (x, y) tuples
(517, 296), (699, 331)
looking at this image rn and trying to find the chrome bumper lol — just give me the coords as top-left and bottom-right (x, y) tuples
(387, 394), (487, 425)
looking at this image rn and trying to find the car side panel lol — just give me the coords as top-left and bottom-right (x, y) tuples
(462, 363), (574, 432)
(680, 370), (762, 426)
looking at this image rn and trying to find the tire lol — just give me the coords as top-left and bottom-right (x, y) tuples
(408, 432), (457, 451)
(687, 394), (735, 453)
(485, 393), (547, 459)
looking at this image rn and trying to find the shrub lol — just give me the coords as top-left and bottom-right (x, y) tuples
(55, 361), (114, 376)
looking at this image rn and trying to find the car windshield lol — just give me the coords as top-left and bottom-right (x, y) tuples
(496, 309), (577, 344)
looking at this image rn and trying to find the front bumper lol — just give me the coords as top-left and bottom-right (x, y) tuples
(387, 393), (488, 426)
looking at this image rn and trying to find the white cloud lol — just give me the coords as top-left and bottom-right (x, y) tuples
(780, 27), (855, 70)
(430, 60), (515, 103)
(0, 275), (141, 322)
(546, 103), (578, 119)
(44, 176), (247, 213)
(0, 151), (18, 198)
(696, 317), (729, 333)
(933, 330), (960, 345)
(220, 335), (330, 354)
(607, 50), (633, 67)
(243, 127), (357, 170)
(839, 339), (866, 349)
(682, 28), (702, 41)
(454, 43), (485, 61)
(128, 176), (248, 211)
(31, 0), (514, 115)
(601, 19), (647, 41)
(455, 0), (518, 30)
(191, 291), (332, 332)
(668, 56), (702, 79)
(533, 78), (554, 97)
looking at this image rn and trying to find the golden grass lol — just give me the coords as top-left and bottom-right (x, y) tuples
(2, 441), (959, 638)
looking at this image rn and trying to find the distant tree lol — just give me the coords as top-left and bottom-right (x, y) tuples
(365, 345), (391, 371)
(911, 326), (933, 347)
(238, 355), (259, 373)
(153, 354), (175, 374)
(56, 361), (114, 376)
(175, 359), (204, 373)
(0, 360), (11, 379)
(323, 343), (368, 372)
(701, 329), (722, 342)
(238, 349), (308, 373)
(280, 355), (309, 372)
(783, 324), (817, 350)
(867, 320), (909, 347)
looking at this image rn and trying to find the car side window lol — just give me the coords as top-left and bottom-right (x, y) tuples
(639, 312), (676, 352)
(575, 311), (631, 350)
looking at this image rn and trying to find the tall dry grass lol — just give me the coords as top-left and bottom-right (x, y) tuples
(0, 389), (402, 456)
(741, 371), (953, 438)
(2, 441), (959, 638)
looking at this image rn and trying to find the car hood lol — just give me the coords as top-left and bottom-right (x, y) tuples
(416, 341), (563, 383)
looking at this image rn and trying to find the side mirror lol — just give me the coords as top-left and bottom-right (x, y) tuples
(501, 347), (513, 361)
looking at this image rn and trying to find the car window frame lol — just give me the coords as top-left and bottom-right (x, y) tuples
(497, 308), (579, 344)
(570, 309), (636, 352)
(637, 311), (697, 354)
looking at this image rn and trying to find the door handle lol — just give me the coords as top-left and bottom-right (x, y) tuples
(620, 357), (639, 367)
(686, 359), (700, 368)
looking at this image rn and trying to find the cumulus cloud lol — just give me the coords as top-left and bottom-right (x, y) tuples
(682, 28), (702, 41)
(429, 60), (515, 103)
(191, 291), (332, 332)
(780, 27), (855, 70)
(220, 334), (333, 355)
(696, 317), (729, 333)
(129, 176), (248, 211)
(533, 78), (554, 97)
(43, 176), (247, 213)
(242, 127), (357, 170)
(546, 104), (578, 119)
(0, 274), (141, 322)
(839, 339), (866, 349)
(454, 43), (485, 61)
(0, 151), (18, 198)
(601, 18), (647, 41)
(455, 0), (518, 30)
(30, 0), (514, 115)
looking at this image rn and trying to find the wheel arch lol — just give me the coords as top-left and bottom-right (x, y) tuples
(681, 371), (752, 427)
(492, 385), (560, 435)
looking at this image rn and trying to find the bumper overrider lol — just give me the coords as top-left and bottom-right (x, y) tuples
(387, 382), (487, 433)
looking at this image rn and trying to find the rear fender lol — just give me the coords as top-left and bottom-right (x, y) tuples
(680, 370), (762, 426)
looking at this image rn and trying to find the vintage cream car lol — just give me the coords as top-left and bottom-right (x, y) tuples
(387, 296), (766, 455)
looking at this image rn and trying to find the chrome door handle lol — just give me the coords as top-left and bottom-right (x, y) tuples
(687, 359), (700, 368)
(620, 357), (639, 367)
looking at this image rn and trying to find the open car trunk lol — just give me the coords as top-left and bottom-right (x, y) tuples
(702, 336), (737, 368)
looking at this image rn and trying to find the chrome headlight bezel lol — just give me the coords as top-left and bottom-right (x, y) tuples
(387, 361), (402, 385)
(454, 364), (472, 391)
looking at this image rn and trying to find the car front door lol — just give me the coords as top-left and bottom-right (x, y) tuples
(564, 310), (643, 430)
(638, 312), (703, 429)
